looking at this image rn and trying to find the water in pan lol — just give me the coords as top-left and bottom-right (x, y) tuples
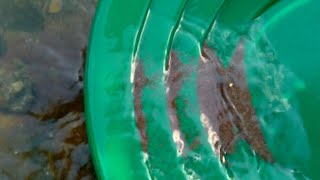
(132, 21), (311, 179)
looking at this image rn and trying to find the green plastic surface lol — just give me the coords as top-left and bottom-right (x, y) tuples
(85, 0), (320, 179)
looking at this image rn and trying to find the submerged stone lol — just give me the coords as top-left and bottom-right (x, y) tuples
(0, 59), (34, 113)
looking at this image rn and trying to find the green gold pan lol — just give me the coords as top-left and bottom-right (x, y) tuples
(85, 0), (320, 179)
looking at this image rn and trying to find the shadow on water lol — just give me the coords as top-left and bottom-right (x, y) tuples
(0, 1), (44, 32)
(0, 33), (7, 57)
(0, 0), (97, 179)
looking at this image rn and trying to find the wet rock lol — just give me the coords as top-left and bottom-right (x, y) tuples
(0, 59), (34, 113)
(48, 0), (62, 14)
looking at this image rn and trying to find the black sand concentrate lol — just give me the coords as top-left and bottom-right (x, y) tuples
(197, 43), (272, 162)
(131, 41), (274, 164)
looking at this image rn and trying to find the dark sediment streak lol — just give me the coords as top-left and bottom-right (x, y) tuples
(165, 51), (186, 155)
(133, 60), (149, 152)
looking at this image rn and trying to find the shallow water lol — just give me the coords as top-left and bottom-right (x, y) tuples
(0, 0), (97, 179)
